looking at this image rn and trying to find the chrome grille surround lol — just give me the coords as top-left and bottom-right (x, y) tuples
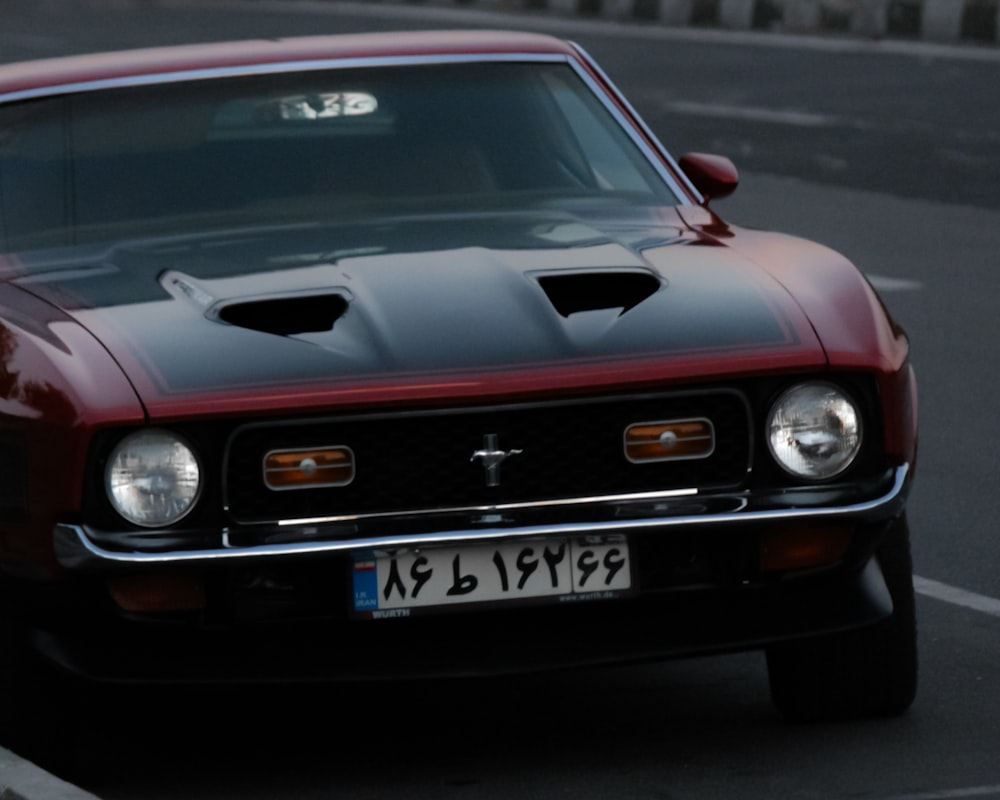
(223, 389), (753, 526)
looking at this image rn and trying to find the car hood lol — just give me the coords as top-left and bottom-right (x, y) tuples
(11, 208), (826, 417)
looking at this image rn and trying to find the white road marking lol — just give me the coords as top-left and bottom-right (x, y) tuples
(866, 274), (924, 292)
(0, 30), (62, 46)
(665, 100), (842, 128)
(882, 785), (1000, 800)
(914, 576), (1000, 618)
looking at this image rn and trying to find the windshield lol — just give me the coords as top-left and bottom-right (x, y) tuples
(0, 61), (680, 253)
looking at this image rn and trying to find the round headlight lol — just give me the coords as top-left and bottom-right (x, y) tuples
(106, 430), (202, 527)
(766, 382), (862, 480)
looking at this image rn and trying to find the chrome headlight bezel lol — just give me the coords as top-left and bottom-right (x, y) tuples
(766, 381), (863, 481)
(105, 429), (203, 528)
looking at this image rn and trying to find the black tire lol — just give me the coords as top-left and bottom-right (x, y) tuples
(766, 514), (918, 722)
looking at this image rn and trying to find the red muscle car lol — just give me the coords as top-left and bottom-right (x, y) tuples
(0, 31), (917, 726)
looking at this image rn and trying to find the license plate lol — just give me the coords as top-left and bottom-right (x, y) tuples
(352, 537), (631, 618)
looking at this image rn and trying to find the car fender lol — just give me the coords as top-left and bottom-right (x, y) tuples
(0, 283), (144, 577)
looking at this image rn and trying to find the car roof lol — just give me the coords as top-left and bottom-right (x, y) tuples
(0, 30), (578, 101)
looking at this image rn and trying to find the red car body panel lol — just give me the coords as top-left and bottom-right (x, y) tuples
(0, 284), (144, 576)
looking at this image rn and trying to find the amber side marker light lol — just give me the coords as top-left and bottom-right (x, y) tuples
(759, 525), (852, 573)
(624, 418), (715, 463)
(264, 447), (355, 490)
(107, 573), (206, 612)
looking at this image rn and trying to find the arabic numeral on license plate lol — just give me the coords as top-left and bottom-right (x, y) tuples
(573, 543), (627, 591)
(491, 543), (568, 592)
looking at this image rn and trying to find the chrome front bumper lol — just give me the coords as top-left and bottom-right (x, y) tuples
(54, 465), (910, 571)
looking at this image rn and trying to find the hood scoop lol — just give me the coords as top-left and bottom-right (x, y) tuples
(161, 270), (351, 337)
(216, 292), (349, 336)
(537, 270), (662, 317)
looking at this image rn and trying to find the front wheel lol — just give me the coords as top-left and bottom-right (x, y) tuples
(766, 515), (918, 722)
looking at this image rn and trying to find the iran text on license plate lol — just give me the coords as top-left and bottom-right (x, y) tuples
(352, 537), (631, 618)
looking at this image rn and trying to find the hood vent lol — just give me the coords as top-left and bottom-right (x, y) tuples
(217, 293), (349, 336)
(538, 271), (661, 317)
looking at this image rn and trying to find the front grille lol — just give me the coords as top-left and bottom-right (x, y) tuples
(224, 390), (752, 524)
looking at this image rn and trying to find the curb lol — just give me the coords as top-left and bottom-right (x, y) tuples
(378, 0), (1000, 45)
(0, 749), (99, 800)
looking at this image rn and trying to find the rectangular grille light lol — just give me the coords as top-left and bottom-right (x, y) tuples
(624, 418), (715, 463)
(264, 447), (355, 490)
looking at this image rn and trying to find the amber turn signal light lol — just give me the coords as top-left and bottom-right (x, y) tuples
(264, 446), (355, 490)
(107, 573), (206, 612)
(759, 525), (852, 573)
(624, 418), (714, 463)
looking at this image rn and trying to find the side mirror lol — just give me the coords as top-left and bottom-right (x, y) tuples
(678, 153), (739, 204)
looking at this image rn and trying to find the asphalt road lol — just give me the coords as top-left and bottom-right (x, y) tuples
(3, 2), (1000, 799)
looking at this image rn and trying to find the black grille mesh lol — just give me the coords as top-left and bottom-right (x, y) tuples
(225, 390), (751, 523)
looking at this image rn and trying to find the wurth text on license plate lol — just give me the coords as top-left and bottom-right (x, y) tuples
(352, 537), (631, 616)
